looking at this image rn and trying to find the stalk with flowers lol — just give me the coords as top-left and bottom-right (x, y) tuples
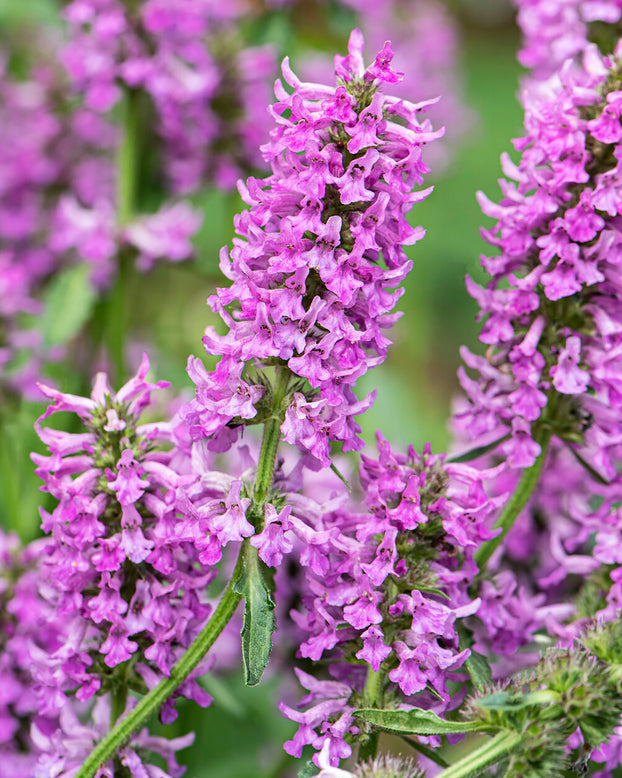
(4, 2), (622, 778)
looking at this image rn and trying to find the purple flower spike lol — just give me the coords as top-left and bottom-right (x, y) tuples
(32, 356), (217, 712)
(282, 435), (496, 764)
(455, 42), (622, 481)
(184, 30), (441, 467)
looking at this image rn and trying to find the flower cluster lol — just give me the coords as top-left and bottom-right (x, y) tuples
(33, 697), (194, 778)
(279, 434), (497, 767)
(455, 46), (622, 475)
(515, 0), (622, 82)
(62, 0), (275, 192)
(184, 29), (442, 466)
(449, 8), (622, 697)
(9, 5), (622, 778)
(31, 355), (215, 718)
(0, 533), (60, 778)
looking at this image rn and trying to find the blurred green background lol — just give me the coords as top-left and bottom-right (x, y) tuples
(0, 1), (524, 775)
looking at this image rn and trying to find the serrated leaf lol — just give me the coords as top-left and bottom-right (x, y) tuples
(465, 648), (493, 691)
(353, 708), (492, 736)
(298, 761), (320, 778)
(41, 264), (97, 347)
(233, 543), (275, 686)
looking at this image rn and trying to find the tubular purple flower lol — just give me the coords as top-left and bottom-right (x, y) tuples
(31, 354), (217, 716)
(455, 45), (622, 476)
(184, 29), (442, 466)
(280, 435), (497, 766)
(62, 0), (276, 193)
(515, 0), (622, 83)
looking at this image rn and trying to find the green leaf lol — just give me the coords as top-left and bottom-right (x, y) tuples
(41, 264), (97, 347)
(456, 624), (492, 691)
(298, 761), (320, 778)
(353, 708), (492, 736)
(234, 543), (275, 686)
(447, 433), (511, 463)
(465, 648), (493, 691)
(477, 689), (557, 711)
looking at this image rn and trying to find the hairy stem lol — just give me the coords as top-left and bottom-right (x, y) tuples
(74, 550), (244, 778)
(358, 666), (385, 761)
(474, 427), (552, 572)
(254, 366), (290, 510)
(434, 731), (522, 778)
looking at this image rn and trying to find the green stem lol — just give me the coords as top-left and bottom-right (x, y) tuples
(474, 427), (552, 572)
(358, 666), (384, 761)
(74, 549), (244, 778)
(254, 367), (290, 509)
(117, 89), (139, 229)
(106, 88), (139, 383)
(363, 665), (384, 707)
(433, 731), (521, 778)
(106, 253), (130, 384)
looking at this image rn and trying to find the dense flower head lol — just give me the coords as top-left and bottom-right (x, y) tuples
(515, 0), (622, 82)
(62, 0), (275, 193)
(31, 355), (215, 716)
(341, 0), (474, 169)
(454, 46), (622, 478)
(0, 533), (62, 776)
(278, 434), (496, 767)
(184, 29), (442, 467)
(32, 696), (194, 778)
(451, 35), (622, 683)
